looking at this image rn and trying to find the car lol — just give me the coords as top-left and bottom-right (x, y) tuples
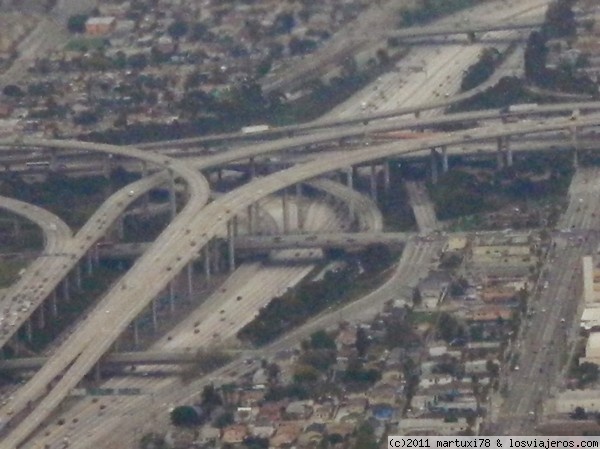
(514, 365), (519, 371)
(128, 190), (135, 197)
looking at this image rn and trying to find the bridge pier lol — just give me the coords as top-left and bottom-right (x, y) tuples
(37, 301), (45, 329)
(94, 242), (100, 266)
(49, 148), (58, 171)
(249, 157), (256, 179)
(86, 252), (93, 276)
(50, 290), (58, 317)
(62, 277), (70, 301)
(12, 219), (20, 240)
(94, 362), (102, 382)
(430, 148), (438, 184)
(203, 244), (211, 282)
(383, 160), (391, 194)
(103, 154), (112, 179)
(247, 204), (255, 234)
(141, 162), (150, 216)
(169, 281), (176, 314)
(25, 319), (32, 343)
(282, 188), (290, 233)
(441, 146), (449, 173)
(296, 184), (305, 232)
(345, 168), (355, 220)
(151, 298), (158, 332)
(186, 263), (193, 299)
(227, 221), (235, 273)
(571, 126), (579, 168)
(116, 216), (125, 240)
(168, 169), (177, 220)
(132, 319), (139, 347)
(74, 262), (82, 290)
(370, 164), (378, 201)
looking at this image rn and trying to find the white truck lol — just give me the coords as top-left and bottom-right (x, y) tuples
(241, 124), (270, 134)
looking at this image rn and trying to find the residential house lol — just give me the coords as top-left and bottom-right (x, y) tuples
(85, 17), (116, 36)
(221, 424), (248, 444)
(270, 422), (302, 448)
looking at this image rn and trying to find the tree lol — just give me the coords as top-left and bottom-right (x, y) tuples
(293, 363), (321, 383)
(351, 423), (379, 449)
(524, 31), (548, 83)
(201, 384), (222, 412)
(170, 405), (202, 427)
(213, 410), (234, 428)
(356, 327), (370, 357)
(437, 312), (465, 343)
(571, 406), (588, 420)
(67, 14), (88, 33)
(542, 0), (576, 38)
(2, 84), (24, 97)
(412, 287), (422, 306)
(167, 20), (189, 40)
(310, 330), (336, 350)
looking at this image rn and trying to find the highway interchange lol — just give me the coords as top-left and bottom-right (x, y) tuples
(0, 0), (598, 445)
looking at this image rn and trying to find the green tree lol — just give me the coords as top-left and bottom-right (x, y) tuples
(167, 20), (189, 40)
(412, 287), (422, 306)
(213, 410), (234, 428)
(356, 327), (370, 357)
(170, 405), (202, 427)
(201, 384), (222, 412)
(310, 330), (336, 350)
(67, 14), (88, 33)
(352, 423), (379, 449)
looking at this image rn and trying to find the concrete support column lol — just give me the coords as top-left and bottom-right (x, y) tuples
(38, 301), (45, 329)
(383, 160), (391, 194)
(12, 220), (20, 240)
(151, 298), (158, 332)
(49, 148), (58, 171)
(212, 239), (221, 274)
(86, 252), (93, 276)
(571, 126), (579, 168)
(369, 164), (377, 201)
(169, 281), (176, 314)
(346, 167), (355, 220)
(185, 263), (193, 300)
(282, 189), (290, 234)
(233, 215), (239, 237)
(496, 137), (505, 170)
(141, 162), (150, 215)
(249, 157), (256, 179)
(94, 362), (102, 382)
(94, 244), (100, 267)
(204, 244), (211, 282)
(25, 319), (32, 342)
(227, 221), (235, 272)
(296, 184), (304, 232)
(132, 319), (139, 347)
(62, 277), (70, 301)
(168, 169), (177, 220)
(441, 146), (449, 173)
(116, 216), (125, 240)
(506, 147), (513, 167)
(75, 262), (82, 290)
(247, 204), (255, 234)
(51, 290), (58, 317)
(346, 167), (354, 190)
(430, 148), (439, 184)
(103, 154), (112, 179)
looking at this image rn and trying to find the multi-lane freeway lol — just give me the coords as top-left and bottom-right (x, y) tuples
(3, 113), (600, 447)
(0, 0), (597, 445)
